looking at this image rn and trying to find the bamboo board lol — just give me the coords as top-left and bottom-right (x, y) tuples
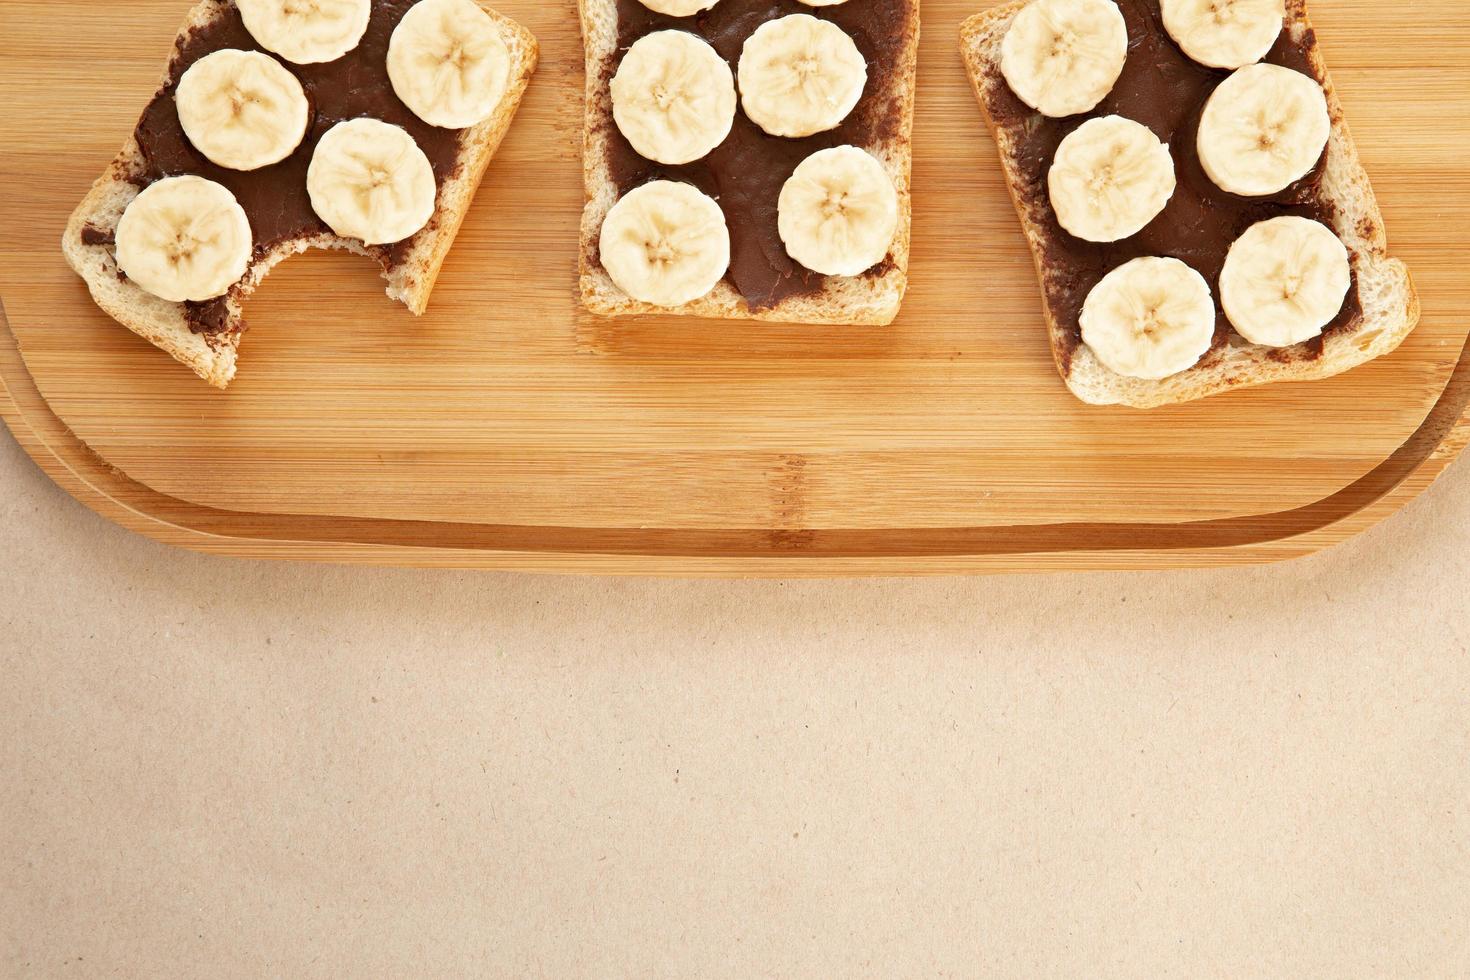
(1, 0), (1467, 574)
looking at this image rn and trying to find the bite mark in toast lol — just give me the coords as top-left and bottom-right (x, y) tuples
(62, 0), (539, 389)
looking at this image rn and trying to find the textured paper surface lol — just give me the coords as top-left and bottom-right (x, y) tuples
(2, 426), (1468, 977)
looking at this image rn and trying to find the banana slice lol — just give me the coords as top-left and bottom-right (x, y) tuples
(778, 145), (898, 277)
(174, 50), (310, 172)
(636, 0), (720, 13)
(1001, 0), (1129, 119)
(600, 181), (730, 307)
(737, 14), (867, 139)
(1220, 216), (1350, 347)
(1080, 257), (1216, 380)
(114, 176), (253, 303)
(611, 31), (736, 165)
(236, 0), (372, 65)
(307, 118), (437, 245)
(1048, 115), (1176, 243)
(1197, 63), (1330, 197)
(388, 0), (512, 129)
(1161, 0), (1285, 70)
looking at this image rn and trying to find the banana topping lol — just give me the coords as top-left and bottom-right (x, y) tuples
(1001, 0), (1129, 118)
(307, 118), (437, 246)
(175, 49), (310, 172)
(388, 0), (512, 130)
(612, 31), (736, 165)
(1048, 115), (1175, 243)
(236, 0), (372, 66)
(1161, 0), (1285, 70)
(1197, 63), (1330, 197)
(115, 176), (253, 303)
(738, 14), (867, 139)
(778, 145), (898, 277)
(636, 0), (721, 14)
(1220, 215), (1350, 347)
(600, 181), (731, 307)
(1080, 257), (1216, 379)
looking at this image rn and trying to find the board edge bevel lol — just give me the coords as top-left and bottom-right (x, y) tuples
(3, 302), (1466, 576)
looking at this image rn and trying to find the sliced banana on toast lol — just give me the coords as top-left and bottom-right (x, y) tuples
(1198, 63), (1330, 197)
(236, 0), (372, 65)
(612, 30), (736, 166)
(1000, 0), (1128, 118)
(636, 0), (721, 14)
(1161, 0), (1285, 70)
(175, 49), (310, 172)
(779, 146), (899, 277)
(388, 0), (513, 129)
(1048, 115), (1175, 243)
(307, 118), (438, 246)
(738, 14), (868, 138)
(599, 181), (731, 307)
(1221, 216), (1351, 347)
(1079, 257), (1216, 381)
(114, 176), (253, 303)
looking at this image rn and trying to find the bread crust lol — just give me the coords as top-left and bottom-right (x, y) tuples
(960, 0), (1421, 408)
(61, 0), (539, 389)
(576, 0), (920, 326)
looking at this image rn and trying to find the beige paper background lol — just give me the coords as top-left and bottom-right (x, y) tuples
(3, 425), (1468, 977)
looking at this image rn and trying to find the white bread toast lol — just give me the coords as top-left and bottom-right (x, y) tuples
(62, 0), (539, 389)
(577, 0), (920, 326)
(960, 0), (1420, 408)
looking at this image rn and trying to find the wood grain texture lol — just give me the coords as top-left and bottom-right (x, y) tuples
(1, 0), (1468, 573)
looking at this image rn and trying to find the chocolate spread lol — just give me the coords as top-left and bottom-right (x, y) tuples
(985, 0), (1362, 364)
(80, 224), (115, 247)
(602, 0), (914, 309)
(127, 1), (467, 334)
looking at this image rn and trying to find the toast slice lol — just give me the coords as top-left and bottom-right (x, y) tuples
(960, 0), (1420, 408)
(62, 0), (539, 389)
(577, 0), (920, 326)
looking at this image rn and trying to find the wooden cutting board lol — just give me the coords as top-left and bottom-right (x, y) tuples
(1, 0), (1467, 574)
